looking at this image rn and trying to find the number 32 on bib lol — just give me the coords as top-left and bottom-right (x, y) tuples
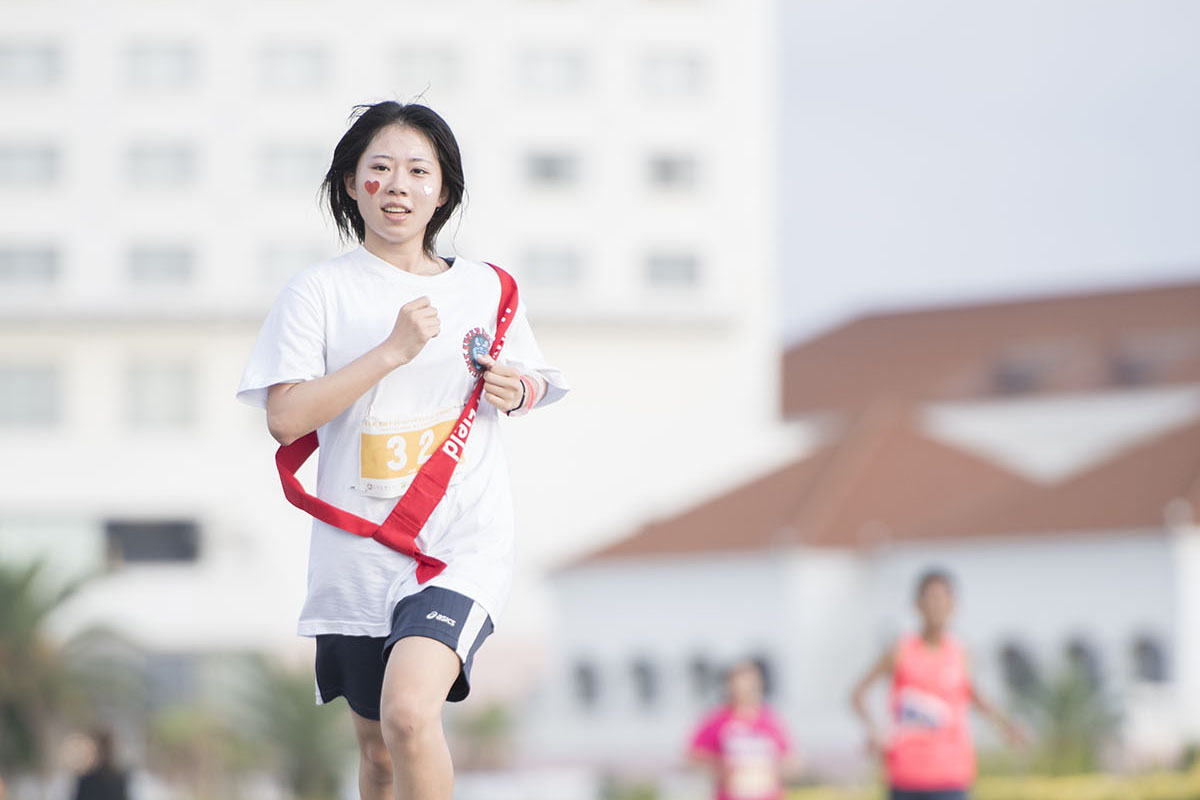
(357, 406), (470, 498)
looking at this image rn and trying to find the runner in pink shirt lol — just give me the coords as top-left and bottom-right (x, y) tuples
(688, 660), (799, 800)
(850, 569), (1027, 800)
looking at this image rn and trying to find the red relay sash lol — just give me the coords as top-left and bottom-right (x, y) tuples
(274, 263), (519, 584)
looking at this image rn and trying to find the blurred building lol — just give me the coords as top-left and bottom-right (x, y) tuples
(527, 280), (1200, 776)
(0, 0), (782, 714)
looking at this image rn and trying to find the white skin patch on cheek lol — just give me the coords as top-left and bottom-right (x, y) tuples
(423, 185), (434, 196)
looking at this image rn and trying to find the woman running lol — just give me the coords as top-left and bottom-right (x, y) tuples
(237, 101), (569, 800)
(688, 659), (800, 800)
(850, 569), (1026, 800)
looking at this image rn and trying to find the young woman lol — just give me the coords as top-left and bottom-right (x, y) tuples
(688, 660), (800, 800)
(850, 569), (1026, 800)
(237, 101), (569, 800)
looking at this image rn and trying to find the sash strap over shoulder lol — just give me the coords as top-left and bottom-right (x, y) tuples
(274, 263), (519, 584)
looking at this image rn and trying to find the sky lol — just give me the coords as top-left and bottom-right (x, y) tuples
(777, 0), (1200, 343)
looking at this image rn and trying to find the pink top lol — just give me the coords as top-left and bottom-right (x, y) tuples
(885, 632), (976, 790)
(690, 705), (791, 800)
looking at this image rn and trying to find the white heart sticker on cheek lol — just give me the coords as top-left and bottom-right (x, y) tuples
(423, 185), (434, 196)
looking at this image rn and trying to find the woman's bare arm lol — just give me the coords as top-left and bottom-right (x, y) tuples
(850, 646), (895, 753)
(266, 296), (440, 445)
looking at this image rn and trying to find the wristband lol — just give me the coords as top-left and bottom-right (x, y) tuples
(504, 378), (527, 416)
(506, 374), (539, 417)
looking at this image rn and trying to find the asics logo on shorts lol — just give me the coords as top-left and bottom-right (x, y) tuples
(426, 610), (457, 627)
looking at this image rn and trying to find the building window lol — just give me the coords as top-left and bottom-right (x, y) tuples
(525, 151), (579, 187)
(641, 52), (705, 96)
(126, 143), (196, 187)
(0, 246), (59, 287)
(394, 48), (459, 91)
(260, 244), (327, 287)
(648, 153), (698, 190)
(689, 655), (713, 700)
(105, 519), (199, 565)
(518, 48), (585, 94)
(523, 248), (582, 287)
(128, 245), (194, 285)
(0, 42), (62, 87)
(125, 41), (197, 89)
(259, 44), (328, 90)
(1065, 638), (1102, 690)
(125, 360), (195, 429)
(993, 358), (1040, 395)
(1110, 352), (1151, 387)
(630, 658), (659, 708)
(0, 145), (59, 186)
(998, 642), (1039, 698)
(260, 144), (327, 188)
(645, 251), (699, 288)
(0, 365), (60, 427)
(572, 661), (599, 709)
(1132, 634), (1168, 683)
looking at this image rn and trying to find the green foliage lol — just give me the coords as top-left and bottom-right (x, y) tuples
(1016, 662), (1121, 774)
(0, 560), (86, 774)
(600, 774), (660, 800)
(788, 766), (1200, 800)
(234, 655), (354, 800)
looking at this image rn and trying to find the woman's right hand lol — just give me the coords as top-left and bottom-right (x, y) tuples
(383, 296), (440, 366)
(867, 726), (891, 756)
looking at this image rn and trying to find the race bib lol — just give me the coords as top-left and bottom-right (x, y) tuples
(357, 405), (470, 498)
(895, 686), (950, 730)
(727, 760), (777, 800)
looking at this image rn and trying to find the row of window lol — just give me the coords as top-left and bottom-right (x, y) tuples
(567, 636), (1170, 712)
(0, 42), (707, 96)
(572, 654), (776, 711)
(998, 635), (1168, 694)
(0, 362), (195, 429)
(0, 144), (701, 191)
(0, 246), (701, 291)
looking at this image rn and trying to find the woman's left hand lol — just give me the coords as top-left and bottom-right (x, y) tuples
(477, 354), (524, 413)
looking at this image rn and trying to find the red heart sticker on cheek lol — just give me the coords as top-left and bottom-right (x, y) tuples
(364, 180), (380, 195)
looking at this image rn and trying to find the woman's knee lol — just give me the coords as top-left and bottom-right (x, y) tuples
(380, 691), (442, 748)
(359, 736), (393, 784)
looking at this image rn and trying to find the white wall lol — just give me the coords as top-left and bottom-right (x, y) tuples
(0, 0), (786, 666)
(533, 529), (1186, 775)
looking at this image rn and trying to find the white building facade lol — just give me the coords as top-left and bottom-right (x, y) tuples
(525, 290), (1200, 778)
(0, 0), (785, 695)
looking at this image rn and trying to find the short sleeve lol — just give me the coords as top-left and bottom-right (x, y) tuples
(689, 711), (724, 756)
(236, 274), (327, 409)
(500, 293), (570, 408)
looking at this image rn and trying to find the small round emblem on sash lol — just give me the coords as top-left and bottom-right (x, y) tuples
(462, 327), (491, 377)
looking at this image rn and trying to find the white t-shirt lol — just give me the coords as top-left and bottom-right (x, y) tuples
(236, 244), (569, 636)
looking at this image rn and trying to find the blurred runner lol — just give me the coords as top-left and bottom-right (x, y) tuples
(689, 659), (800, 800)
(850, 568), (1026, 800)
(72, 728), (129, 800)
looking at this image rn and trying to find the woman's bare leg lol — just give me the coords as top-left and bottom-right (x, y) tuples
(378, 635), (461, 800)
(351, 709), (394, 800)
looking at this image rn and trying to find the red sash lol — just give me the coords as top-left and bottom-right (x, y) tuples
(274, 263), (519, 584)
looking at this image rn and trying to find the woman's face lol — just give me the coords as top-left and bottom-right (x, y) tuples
(345, 123), (448, 251)
(917, 580), (955, 629)
(727, 663), (763, 706)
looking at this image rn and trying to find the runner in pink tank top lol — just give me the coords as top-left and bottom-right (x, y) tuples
(850, 569), (1027, 800)
(688, 660), (801, 800)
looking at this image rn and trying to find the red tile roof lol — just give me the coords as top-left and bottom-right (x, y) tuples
(570, 280), (1200, 567)
(782, 280), (1200, 416)
(568, 408), (1200, 566)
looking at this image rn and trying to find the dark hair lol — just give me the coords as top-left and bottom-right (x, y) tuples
(915, 567), (955, 600)
(319, 101), (465, 257)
